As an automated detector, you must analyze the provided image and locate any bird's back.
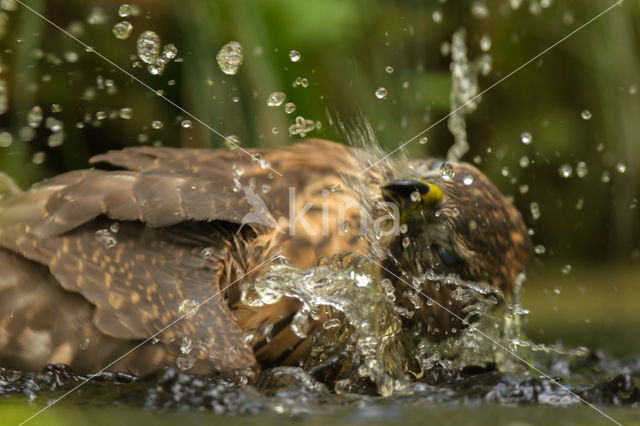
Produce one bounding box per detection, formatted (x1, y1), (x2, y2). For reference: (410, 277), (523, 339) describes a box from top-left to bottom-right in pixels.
(0, 140), (377, 375)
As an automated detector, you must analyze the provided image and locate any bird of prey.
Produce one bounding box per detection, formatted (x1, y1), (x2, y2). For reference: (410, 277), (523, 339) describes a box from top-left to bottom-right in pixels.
(0, 139), (531, 377)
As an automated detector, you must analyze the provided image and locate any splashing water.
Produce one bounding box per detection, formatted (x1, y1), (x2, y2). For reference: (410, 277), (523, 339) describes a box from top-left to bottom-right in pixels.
(446, 29), (487, 163)
(241, 254), (407, 396)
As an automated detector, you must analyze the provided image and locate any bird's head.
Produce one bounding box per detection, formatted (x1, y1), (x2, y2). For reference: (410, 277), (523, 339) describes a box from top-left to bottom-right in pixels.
(382, 161), (532, 295)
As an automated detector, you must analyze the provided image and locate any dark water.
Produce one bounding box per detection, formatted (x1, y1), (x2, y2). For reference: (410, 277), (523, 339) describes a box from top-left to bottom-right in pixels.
(1, 355), (639, 426)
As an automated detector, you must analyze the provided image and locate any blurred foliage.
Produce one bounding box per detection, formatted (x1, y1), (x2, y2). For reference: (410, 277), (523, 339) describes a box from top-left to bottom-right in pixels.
(0, 0), (638, 266)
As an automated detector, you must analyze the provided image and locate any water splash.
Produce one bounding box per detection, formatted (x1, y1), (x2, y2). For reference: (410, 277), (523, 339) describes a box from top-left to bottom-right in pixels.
(241, 254), (407, 396)
(136, 31), (178, 76)
(446, 29), (491, 163)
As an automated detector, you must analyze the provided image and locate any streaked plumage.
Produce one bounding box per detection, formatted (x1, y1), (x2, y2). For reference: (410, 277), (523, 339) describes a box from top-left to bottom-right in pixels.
(0, 139), (531, 376)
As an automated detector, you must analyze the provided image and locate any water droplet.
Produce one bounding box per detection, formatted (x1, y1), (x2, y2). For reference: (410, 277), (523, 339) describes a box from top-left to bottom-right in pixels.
(1, 0), (18, 12)
(402, 236), (411, 248)
(266, 92), (286, 107)
(440, 163), (455, 180)
(0, 132), (12, 148)
(601, 171), (610, 183)
(534, 244), (546, 255)
(529, 202), (541, 221)
(271, 127), (279, 134)
(32, 151), (45, 165)
(558, 163), (573, 178)
(147, 64), (162, 76)
(288, 50), (301, 62)
(616, 163), (627, 174)
(520, 131), (532, 145)
(136, 31), (160, 64)
(178, 299), (200, 319)
(529, 2), (542, 14)
(0, 79), (7, 115)
(216, 41), (244, 75)
(51, 104), (62, 113)
(375, 87), (388, 99)
(419, 136), (428, 145)
(87, 7), (107, 25)
(162, 44), (178, 61)
(200, 247), (213, 259)
(64, 51), (79, 63)
(176, 355), (196, 371)
(561, 264), (572, 275)
(181, 119), (192, 128)
(74, 337), (89, 350)
(112, 21), (132, 39)
(47, 132), (64, 147)
(580, 109), (592, 120)
(284, 102), (296, 114)
(225, 134), (241, 150)
(119, 107), (133, 119)
(519, 155), (530, 168)
(288, 116), (315, 136)
(440, 41), (450, 56)
(95, 229), (117, 249)
(500, 166), (510, 177)
(575, 161), (588, 178)
(432, 10), (442, 23)
(479, 34), (491, 52)
(575, 197), (584, 210)
(151, 120), (163, 129)
(562, 10), (574, 25)
(385, 65), (394, 74)
(410, 191), (421, 202)
(290, 310), (310, 338)
(243, 331), (257, 346)
(118, 3), (139, 17)
(180, 336), (193, 354)
(471, 0), (489, 18)
(19, 127), (35, 141)
(322, 318), (341, 330)
(27, 106), (43, 128)
(462, 174), (474, 185)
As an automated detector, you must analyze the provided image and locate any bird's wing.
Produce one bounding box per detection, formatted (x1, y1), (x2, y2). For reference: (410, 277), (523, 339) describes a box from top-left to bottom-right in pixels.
(0, 139), (360, 239)
(0, 139), (376, 372)
(0, 218), (257, 372)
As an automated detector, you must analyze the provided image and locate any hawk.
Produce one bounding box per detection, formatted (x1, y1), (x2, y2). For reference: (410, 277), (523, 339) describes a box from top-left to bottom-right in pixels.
(0, 139), (531, 377)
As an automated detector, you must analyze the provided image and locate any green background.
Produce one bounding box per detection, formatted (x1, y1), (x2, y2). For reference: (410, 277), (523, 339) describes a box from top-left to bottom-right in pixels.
(0, 1), (639, 424)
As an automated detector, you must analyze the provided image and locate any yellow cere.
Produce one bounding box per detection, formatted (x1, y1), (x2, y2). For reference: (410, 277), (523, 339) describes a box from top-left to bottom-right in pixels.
(421, 182), (444, 207)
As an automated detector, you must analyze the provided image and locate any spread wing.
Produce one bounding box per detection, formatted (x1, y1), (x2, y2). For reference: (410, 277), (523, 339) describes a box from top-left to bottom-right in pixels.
(0, 139), (373, 373)
(0, 217), (258, 372)
(0, 139), (361, 238)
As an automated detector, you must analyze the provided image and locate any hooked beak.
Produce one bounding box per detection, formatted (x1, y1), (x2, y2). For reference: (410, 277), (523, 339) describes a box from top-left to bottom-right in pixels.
(382, 179), (443, 208)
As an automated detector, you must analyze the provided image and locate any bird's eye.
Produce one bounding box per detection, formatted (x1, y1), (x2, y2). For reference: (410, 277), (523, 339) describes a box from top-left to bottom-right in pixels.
(433, 244), (462, 267)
